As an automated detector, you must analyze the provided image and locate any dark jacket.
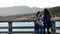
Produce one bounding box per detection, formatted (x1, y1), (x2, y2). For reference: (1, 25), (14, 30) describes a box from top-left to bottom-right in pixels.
(43, 14), (51, 27)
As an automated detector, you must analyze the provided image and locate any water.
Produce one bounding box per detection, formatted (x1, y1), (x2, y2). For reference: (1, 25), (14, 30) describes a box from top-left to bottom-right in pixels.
(55, 21), (60, 33)
(0, 21), (60, 33)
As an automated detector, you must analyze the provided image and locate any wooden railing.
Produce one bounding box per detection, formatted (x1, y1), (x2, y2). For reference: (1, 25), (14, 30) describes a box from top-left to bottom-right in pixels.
(51, 18), (60, 34)
(0, 20), (34, 34)
(0, 19), (60, 34)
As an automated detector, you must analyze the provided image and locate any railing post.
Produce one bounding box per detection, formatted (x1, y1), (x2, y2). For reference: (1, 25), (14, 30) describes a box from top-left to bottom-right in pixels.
(8, 21), (12, 34)
(51, 21), (56, 34)
(34, 21), (37, 34)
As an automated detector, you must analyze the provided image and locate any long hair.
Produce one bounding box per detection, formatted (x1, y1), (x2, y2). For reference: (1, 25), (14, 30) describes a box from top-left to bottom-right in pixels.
(44, 8), (50, 15)
(36, 11), (40, 17)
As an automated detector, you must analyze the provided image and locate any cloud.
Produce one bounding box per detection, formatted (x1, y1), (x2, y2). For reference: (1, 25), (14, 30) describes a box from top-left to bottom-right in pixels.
(0, 0), (60, 8)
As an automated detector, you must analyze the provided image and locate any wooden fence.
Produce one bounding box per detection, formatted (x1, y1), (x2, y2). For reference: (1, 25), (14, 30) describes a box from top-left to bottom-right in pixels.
(0, 19), (60, 34)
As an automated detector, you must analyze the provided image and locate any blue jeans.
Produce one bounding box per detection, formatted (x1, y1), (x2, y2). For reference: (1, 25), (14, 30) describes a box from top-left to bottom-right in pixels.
(37, 25), (42, 34)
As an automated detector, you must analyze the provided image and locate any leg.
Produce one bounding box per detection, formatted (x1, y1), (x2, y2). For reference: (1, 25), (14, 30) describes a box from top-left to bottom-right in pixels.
(47, 27), (50, 34)
(39, 25), (42, 34)
(43, 26), (45, 34)
(37, 25), (42, 34)
(35, 23), (38, 34)
(38, 25), (40, 34)
(35, 28), (38, 34)
(35, 24), (39, 34)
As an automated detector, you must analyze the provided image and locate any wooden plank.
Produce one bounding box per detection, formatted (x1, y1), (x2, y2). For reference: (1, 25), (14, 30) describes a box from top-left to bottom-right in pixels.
(0, 20), (34, 22)
(12, 31), (34, 33)
(56, 27), (60, 29)
(0, 26), (34, 29)
(0, 27), (8, 29)
(13, 26), (34, 29)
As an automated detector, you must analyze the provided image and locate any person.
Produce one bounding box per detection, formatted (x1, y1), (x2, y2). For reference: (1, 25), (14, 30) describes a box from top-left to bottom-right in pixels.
(43, 8), (51, 34)
(35, 11), (44, 34)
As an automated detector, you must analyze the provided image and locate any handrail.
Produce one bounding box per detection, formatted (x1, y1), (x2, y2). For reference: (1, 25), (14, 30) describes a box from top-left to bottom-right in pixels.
(0, 21), (35, 34)
(0, 19), (60, 34)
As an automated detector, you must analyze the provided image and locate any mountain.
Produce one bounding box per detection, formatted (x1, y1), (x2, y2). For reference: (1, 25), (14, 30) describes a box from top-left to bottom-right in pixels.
(0, 6), (43, 16)
(0, 6), (44, 21)
(7, 6), (60, 21)
(0, 6), (60, 21)
(49, 6), (60, 17)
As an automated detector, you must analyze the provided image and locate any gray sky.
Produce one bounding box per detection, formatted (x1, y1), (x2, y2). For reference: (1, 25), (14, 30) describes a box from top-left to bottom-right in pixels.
(0, 0), (60, 8)
(0, 0), (60, 16)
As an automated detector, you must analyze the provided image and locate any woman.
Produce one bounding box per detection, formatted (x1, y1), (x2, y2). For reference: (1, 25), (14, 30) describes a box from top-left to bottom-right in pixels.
(35, 11), (44, 34)
(43, 8), (51, 34)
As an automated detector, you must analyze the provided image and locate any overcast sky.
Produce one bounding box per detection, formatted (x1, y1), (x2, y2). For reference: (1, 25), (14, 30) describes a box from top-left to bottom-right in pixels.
(0, 0), (60, 16)
(0, 0), (60, 8)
